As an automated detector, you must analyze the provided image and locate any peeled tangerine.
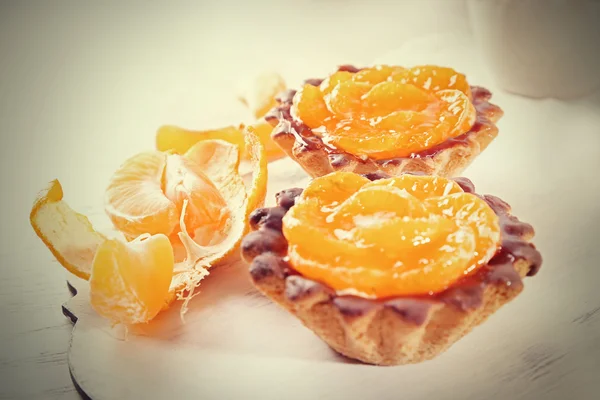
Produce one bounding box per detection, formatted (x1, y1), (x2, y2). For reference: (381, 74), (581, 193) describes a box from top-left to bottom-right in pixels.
(282, 172), (501, 298)
(30, 131), (267, 324)
(291, 65), (476, 160)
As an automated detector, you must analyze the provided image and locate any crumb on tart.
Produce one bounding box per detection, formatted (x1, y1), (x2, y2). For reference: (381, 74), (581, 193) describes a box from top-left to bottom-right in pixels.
(266, 65), (503, 178)
(241, 171), (541, 366)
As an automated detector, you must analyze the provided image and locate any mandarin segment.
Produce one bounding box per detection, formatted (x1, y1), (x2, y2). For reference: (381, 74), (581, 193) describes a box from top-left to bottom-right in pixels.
(284, 200), (380, 269)
(319, 71), (353, 94)
(352, 215), (458, 260)
(283, 172), (501, 298)
(105, 151), (179, 239)
(392, 65), (472, 98)
(325, 80), (371, 116)
(351, 65), (404, 84)
(425, 192), (501, 273)
(436, 89), (477, 135)
(299, 171), (370, 206)
(292, 84), (332, 127)
(361, 81), (433, 114)
(365, 174), (464, 200)
(90, 234), (174, 324)
(328, 186), (428, 229)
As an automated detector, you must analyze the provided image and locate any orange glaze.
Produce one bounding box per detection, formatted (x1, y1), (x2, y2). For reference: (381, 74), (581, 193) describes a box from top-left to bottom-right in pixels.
(282, 172), (501, 298)
(291, 65), (476, 160)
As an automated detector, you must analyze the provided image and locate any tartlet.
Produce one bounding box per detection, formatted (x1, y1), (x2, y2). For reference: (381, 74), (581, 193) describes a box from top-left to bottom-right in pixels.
(241, 171), (541, 366)
(266, 65), (503, 178)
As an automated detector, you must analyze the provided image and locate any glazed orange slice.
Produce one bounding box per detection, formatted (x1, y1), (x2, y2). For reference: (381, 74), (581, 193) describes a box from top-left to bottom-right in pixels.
(291, 65), (476, 160)
(282, 172), (501, 298)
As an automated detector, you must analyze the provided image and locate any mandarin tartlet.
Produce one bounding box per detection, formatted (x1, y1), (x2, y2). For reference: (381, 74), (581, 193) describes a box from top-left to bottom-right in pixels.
(241, 172), (541, 366)
(266, 65), (503, 178)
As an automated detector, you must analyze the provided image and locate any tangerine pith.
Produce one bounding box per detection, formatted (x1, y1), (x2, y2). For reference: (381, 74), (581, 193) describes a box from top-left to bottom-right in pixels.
(282, 172), (501, 298)
(291, 65), (476, 160)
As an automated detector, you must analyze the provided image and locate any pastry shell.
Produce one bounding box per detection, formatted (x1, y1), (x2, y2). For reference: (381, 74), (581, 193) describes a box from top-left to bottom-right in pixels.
(241, 174), (541, 366)
(266, 68), (503, 178)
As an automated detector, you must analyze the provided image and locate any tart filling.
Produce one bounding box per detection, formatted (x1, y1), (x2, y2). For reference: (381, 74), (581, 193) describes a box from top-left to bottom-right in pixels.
(242, 172), (541, 307)
(291, 65), (475, 160)
(266, 65), (503, 175)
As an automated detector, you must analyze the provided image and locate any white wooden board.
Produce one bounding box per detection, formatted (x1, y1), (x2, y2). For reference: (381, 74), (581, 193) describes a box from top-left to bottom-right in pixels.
(62, 35), (600, 400)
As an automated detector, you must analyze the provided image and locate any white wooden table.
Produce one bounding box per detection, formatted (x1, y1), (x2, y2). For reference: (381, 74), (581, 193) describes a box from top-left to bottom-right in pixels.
(2, 1), (599, 399)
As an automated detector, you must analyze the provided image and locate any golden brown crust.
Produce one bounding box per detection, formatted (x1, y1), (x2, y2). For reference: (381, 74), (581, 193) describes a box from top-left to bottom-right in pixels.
(268, 78), (503, 178)
(241, 176), (542, 366)
(250, 258), (530, 365)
